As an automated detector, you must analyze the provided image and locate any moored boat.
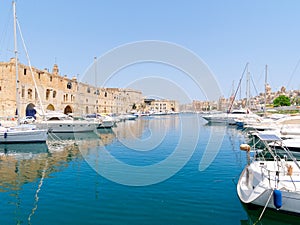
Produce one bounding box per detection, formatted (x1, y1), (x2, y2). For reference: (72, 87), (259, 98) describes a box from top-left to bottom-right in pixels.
(237, 133), (300, 216)
(36, 111), (96, 133)
(0, 1), (48, 144)
(202, 109), (260, 125)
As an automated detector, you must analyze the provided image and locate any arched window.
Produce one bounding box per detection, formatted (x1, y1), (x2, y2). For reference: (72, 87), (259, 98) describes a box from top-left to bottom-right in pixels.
(53, 90), (57, 98)
(67, 82), (72, 89)
(87, 87), (91, 93)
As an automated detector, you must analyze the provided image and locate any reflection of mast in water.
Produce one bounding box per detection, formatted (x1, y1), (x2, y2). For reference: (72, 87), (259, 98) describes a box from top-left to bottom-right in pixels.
(14, 160), (22, 225)
(226, 126), (245, 168)
(28, 159), (49, 224)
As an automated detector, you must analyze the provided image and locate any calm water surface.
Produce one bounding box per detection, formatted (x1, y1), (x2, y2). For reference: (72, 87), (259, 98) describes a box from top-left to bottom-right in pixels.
(0, 114), (299, 225)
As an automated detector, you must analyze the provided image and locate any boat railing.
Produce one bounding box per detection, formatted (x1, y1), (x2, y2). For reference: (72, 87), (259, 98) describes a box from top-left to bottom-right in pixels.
(259, 164), (300, 192)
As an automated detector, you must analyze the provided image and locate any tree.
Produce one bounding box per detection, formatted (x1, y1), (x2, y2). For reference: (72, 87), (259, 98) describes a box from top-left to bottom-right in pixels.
(273, 95), (291, 107)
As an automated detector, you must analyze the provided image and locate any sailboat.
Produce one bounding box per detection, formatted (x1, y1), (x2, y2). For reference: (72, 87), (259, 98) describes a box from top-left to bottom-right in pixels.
(0, 1), (48, 144)
(237, 133), (300, 217)
(202, 63), (260, 125)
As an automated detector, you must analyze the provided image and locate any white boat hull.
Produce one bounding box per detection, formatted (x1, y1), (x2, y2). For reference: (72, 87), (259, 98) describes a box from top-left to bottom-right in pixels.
(202, 112), (259, 125)
(237, 161), (300, 214)
(37, 121), (96, 133)
(98, 120), (114, 128)
(0, 128), (48, 143)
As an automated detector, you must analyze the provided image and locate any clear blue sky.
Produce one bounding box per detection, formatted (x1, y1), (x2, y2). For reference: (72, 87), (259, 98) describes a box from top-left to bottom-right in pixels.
(1, 0), (300, 103)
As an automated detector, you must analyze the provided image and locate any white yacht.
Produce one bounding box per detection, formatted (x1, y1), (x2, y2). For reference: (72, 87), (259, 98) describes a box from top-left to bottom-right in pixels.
(202, 109), (260, 125)
(237, 133), (300, 215)
(244, 115), (300, 133)
(36, 112), (96, 133)
(0, 125), (48, 143)
(84, 114), (115, 128)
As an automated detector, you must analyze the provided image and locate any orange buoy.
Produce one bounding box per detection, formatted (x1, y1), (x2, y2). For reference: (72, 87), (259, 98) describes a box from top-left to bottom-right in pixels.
(240, 144), (251, 151)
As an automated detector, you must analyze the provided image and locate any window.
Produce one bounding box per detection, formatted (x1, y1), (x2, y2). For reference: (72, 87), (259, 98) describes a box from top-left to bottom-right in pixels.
(50, 76), (52, 82)
(104, 92), (107, 97)
(38, 73), (41, 79)
(0, 86), (1, 91)
(67, 82), (72, 89)
(24, 68), (27, 75)
(21, 86), (25, 97)
(46, 89), (50, 100)
(28, 89), (33, 99)
(87, 87), (90, 93)
(53, 90), (56, 98)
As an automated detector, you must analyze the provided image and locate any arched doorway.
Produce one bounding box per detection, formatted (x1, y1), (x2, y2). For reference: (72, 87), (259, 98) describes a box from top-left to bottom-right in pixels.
(25, 103), (36, 118)
(64, 105), (73, 114)
(46, 104), (55, 111)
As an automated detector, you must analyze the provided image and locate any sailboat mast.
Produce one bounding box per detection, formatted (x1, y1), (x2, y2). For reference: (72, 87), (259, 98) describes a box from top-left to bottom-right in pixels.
(264, 64), (268, 116)
(246, 66), (250, 108)
(13, 1), (20, 124)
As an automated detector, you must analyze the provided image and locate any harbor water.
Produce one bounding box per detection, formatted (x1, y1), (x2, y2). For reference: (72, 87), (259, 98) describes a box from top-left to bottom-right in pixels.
(0, 114), (299, 225)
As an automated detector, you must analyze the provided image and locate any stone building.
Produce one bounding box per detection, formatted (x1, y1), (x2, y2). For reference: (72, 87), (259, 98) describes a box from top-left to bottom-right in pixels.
(144, 99), (179, 113)
(0, 58), (143, 118)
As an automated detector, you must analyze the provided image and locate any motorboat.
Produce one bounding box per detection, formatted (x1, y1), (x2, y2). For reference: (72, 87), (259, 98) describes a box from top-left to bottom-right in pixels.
(202, 109), (260, 125)
(237, 133), (300, 215)
(118, 114), (137, 121)
(36, 111), (96, 133)
(0, 125), (48, 143)
(84, 114), (115, 128)
(99, 115), (115, 128)
(243, 115), (300, 132)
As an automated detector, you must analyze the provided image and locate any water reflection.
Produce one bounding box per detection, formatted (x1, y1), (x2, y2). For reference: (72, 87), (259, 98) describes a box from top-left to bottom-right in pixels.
(0, 129), (119, 193)
(240, 203), (300, 225)
(113, 116), (180, 140)
(0, 143), (76, 193)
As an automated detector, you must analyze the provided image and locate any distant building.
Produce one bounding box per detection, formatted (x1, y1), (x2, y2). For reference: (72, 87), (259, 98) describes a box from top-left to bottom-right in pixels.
(144, 99), (179, 113)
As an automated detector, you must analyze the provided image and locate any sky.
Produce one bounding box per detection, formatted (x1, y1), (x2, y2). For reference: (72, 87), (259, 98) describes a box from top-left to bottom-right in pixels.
(1, 0), (300, 103)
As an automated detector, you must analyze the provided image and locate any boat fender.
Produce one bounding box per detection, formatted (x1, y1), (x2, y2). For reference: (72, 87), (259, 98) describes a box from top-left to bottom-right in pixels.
(273, 189), (282, 209)
(4, 132), (7, 139)
(240, 144), (250, 151)
(287, 165), (293, 176)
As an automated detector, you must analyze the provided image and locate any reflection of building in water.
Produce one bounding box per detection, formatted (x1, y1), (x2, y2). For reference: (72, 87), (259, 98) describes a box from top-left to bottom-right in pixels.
(0, 144), (76, 192)
(96, 129), (116, 146)
(113, 116), (180, 140)
(0, 130), (117, 192)
(0, 137), (106, 192)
